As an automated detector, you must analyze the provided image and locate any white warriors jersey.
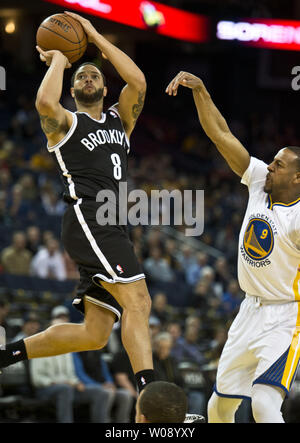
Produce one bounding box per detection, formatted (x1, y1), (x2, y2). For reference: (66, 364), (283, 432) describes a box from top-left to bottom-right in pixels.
(238, 156), (300, 303)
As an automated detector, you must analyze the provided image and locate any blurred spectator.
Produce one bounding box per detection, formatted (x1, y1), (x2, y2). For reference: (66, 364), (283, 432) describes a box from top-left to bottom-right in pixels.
(0, 190), (10, 226)
(51, 305), (70, 321)
(26, 225), (42, 255)
(219, 279), (243, 318)
(214, 256), (233, 293)
(171, 325), (206, 367)
(185, 315), (201, 331)
(167, 321), (183, 347)
(191, 278), (212, 312)
(1, 231), (32, 275)
(0, 298), (15, 342)
(12, 312), (41, 341)
(18, 173), (38, 202)
(143, 247), (175, 283)
(152, 332), (184, 388)
(149, 315), (161, 341)
(205, 325), (228, 365)
(176, 245), (197, 270)
(0, 168), (12, 193)
(74, 350), (133, 423)
(41, 188), (65, 216)
(110, 348), (138, 404)
(7, 184), (33, 221)
(163, 238), (181, 271)
(151, 292), (175, 324)
(30, 316), (110, 423)
(31, 237), (67, 280)
(185, 251), (208, 286)
(63, 250), (80, 280)
(42, 230), (55, 246)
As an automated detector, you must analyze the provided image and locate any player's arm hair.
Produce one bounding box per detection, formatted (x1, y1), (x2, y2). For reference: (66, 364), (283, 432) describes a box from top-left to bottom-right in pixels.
(192, 86), (250, 177)
(35, 53), (72, 143)
(92, 34), (147, 138)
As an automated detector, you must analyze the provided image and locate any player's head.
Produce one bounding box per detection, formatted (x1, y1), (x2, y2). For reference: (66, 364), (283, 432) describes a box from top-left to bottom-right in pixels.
(135, 381), (188, 423)
(70, 62), (107, 106)
(264, 146), (300, 195)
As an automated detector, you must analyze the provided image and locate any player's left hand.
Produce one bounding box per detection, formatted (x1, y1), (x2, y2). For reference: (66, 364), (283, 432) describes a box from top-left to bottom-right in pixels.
(165, 71), (204, 96)
(36, 46), (72, 69)
(64, 11), (99, 43)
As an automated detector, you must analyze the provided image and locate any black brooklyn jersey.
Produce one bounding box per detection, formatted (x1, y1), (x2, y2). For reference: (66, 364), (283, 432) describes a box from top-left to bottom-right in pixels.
(47, 106), (130, 201)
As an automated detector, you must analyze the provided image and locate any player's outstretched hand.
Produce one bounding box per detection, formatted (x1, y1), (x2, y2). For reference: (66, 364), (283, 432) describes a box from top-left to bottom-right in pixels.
(165, 71), (204, 96)
(36, 46), (71, 69)
(64, 11), (99, 44)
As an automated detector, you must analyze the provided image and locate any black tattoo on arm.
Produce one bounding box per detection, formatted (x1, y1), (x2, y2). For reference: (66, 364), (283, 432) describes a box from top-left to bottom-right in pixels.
(132, 90), (146, 125)
(39, 114), (60, 134)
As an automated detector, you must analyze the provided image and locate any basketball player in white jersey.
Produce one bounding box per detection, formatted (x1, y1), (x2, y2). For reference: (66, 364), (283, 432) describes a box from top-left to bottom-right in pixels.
(166, 72), (300, 423)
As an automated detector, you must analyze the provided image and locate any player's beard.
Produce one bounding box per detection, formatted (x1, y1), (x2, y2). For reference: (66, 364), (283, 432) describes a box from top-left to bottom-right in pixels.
(74, 86), (104, 105)
(264, 174), (272, 194)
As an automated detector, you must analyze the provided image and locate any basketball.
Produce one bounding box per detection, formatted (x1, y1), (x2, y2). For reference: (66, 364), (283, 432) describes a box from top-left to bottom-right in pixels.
(36, 13), (88, 63)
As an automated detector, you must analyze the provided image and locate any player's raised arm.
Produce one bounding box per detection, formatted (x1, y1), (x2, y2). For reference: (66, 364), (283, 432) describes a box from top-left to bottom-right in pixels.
(35, 47), (73, 146)
(64, 11), (146, 139)
(166, 71), (250, 177)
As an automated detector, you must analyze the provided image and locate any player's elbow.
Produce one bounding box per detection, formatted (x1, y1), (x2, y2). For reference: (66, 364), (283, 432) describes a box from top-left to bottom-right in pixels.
(35, 96), (56, 114)
(134, 72), (147, 92)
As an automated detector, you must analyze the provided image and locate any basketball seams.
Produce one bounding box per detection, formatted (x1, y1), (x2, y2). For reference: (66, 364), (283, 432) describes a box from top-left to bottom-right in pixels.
(58, 14), (85, 61)
(56, 14), (86, 45)
(39, 24), (84, 45)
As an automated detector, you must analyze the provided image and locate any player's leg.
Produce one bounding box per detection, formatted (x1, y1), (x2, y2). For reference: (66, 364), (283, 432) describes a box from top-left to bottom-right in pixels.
(207, 392), (242, 423)
(251, 384), (285, 423)
(100, 279), (153, 386)
(0, 299), (115, 368)
(26, 299), (115, 357)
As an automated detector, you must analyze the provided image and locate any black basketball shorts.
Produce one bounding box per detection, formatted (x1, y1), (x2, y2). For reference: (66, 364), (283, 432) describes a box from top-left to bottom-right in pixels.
(61, 198), (145, 322)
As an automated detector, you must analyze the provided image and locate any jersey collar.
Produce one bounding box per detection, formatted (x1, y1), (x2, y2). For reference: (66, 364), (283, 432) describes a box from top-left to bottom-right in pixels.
(75, 111), (106, 123)
(267, 194), (300, 210)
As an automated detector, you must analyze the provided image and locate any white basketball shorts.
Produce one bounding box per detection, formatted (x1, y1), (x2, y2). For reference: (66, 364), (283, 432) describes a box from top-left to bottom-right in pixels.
(214, 295), (300, 399)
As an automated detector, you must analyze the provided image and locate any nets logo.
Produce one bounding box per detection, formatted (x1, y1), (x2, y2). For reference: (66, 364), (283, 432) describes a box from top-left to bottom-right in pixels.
(0, 66), (6, 91)
(243, 218), (274, 261)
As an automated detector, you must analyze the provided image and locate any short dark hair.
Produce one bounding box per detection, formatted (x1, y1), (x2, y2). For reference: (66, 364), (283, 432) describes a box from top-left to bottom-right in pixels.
(286, 146), (300, 172)
(71, 62), (106, 87)
(139, 381), (188, 423)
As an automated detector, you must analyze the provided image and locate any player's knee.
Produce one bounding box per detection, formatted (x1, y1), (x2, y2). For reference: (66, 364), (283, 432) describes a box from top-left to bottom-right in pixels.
(83, 321), (111, 350)
(84, 332), (109, 351)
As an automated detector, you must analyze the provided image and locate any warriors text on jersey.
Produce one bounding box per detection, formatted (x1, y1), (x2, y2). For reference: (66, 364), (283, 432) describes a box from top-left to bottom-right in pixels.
(238, 157), (300, 303)
(47, 106), (130, 202)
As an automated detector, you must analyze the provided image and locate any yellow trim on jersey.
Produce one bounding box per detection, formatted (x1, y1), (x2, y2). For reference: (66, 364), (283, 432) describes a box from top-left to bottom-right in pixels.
(293, 266), (300, 302)
(281, 302), (300, 391)
(268, 195), (300, 210)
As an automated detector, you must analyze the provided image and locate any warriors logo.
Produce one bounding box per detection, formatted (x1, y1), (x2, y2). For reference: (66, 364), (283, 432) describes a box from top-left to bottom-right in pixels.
(243, 218), (274, 261)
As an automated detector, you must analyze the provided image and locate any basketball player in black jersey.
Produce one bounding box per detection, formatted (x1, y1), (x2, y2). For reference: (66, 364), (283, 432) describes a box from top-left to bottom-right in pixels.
(0, 11), (154, 393)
